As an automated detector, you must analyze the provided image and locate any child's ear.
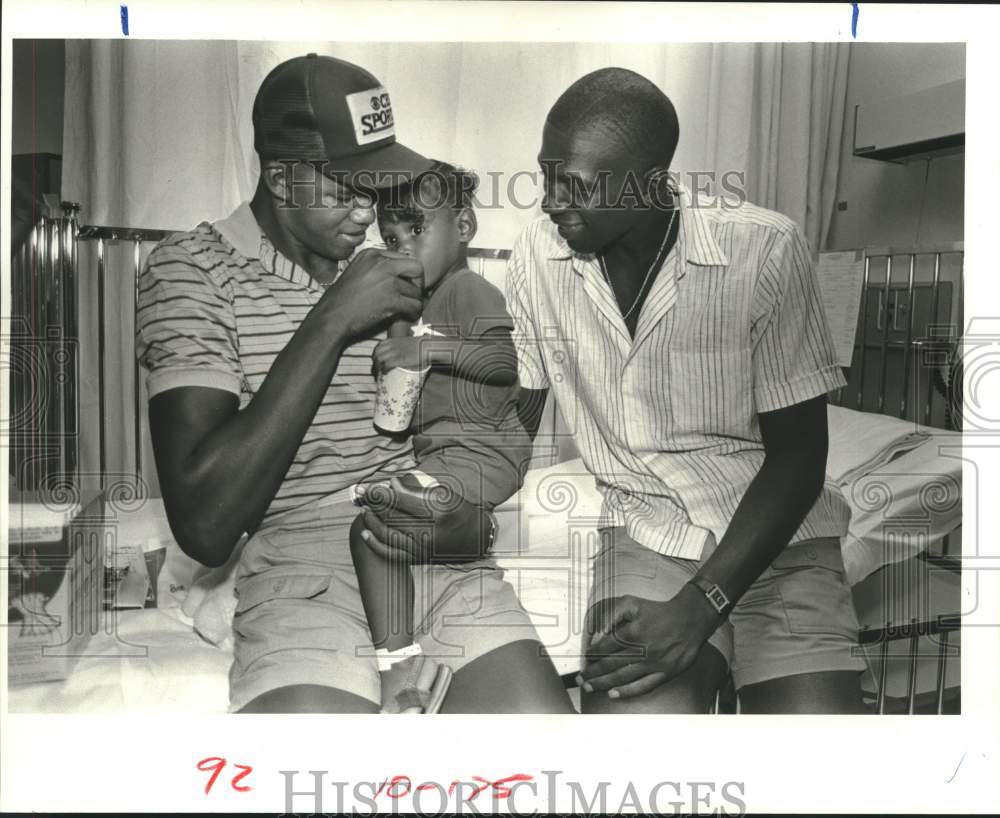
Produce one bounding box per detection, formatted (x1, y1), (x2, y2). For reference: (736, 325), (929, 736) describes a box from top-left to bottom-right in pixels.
(260, 160), (293, 203)
(456, 207), (477, 244)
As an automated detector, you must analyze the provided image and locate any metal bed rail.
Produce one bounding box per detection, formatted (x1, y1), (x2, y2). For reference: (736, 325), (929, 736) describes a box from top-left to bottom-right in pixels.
(75, 225), (181, 497)
(830, 244), (964, 430)
(859, 615), (961, 715)
(8, 203), (81, 494)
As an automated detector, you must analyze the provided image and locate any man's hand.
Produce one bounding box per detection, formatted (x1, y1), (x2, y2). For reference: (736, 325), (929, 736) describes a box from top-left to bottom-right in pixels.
(372, 336), (427, 373)
(322, 248), (425, 341)
(356, 475), (492, 565)
(580, 585), (721, 699)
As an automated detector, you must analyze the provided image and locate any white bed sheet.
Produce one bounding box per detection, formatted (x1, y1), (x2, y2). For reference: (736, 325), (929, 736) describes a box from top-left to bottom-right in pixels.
(8, 414), (962, 710)
(7, 607), (231, 713)
(839, 431), (962, 584)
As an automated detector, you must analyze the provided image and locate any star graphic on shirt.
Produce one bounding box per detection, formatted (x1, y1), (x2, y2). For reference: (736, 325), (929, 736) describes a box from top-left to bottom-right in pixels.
(411, 317), (436, 337)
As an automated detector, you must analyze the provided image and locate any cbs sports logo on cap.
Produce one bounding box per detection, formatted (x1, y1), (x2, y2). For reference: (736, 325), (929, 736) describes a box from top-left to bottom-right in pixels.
(345, 86), (395, 145)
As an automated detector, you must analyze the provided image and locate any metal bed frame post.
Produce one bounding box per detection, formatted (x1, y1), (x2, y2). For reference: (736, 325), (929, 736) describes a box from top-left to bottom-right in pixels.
(96, 237), (107, 494)
(19, 222), (31, 489)
(876, 255), (893, 415)
(935, 631), (950, 715)
(8, 207), (81, 495)
(925, 253), (943, 428)
(12, 241), (23, 487)
(855, 254), (872, 410)
(17, 225), (31, 489)
(62, 202), (81, 486)
(76, 224), (179, 493)
(132, 238), (143, 495)
(876, 637), (889, 714)
(30, 220), (45, 490)
(905, 619), (920, 714)
(44, 215), (59, 483)
(898, 254), (917, 419)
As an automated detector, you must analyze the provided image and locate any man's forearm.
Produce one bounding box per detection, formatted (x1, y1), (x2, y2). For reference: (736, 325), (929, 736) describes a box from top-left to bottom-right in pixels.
(693, 450), (826, 606)
(159, 305), (353, 561)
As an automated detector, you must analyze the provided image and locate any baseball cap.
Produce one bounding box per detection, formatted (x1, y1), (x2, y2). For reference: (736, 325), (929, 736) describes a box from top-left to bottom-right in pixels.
(253, 53), (432, 189)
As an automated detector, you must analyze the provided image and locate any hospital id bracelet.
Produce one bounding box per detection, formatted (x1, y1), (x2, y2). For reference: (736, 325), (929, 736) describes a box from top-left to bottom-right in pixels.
(688, 575), (733, 617)
(375, 643), (423, 672)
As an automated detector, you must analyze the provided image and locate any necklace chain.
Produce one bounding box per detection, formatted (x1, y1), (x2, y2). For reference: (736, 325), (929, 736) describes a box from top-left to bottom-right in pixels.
(598, 206), (678, 322)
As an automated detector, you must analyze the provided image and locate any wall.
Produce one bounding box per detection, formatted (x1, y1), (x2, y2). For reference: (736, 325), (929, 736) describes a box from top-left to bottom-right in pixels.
(12, 39), (65, 157)
(826, 43), (965, 251)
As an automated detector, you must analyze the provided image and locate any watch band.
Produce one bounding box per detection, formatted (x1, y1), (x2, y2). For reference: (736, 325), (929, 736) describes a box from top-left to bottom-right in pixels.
(688, 575), (733, 616)
(484, 511), (498, 553)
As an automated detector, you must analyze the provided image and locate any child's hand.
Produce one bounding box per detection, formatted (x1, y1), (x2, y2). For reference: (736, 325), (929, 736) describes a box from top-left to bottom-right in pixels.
(372, 336), (428, 373)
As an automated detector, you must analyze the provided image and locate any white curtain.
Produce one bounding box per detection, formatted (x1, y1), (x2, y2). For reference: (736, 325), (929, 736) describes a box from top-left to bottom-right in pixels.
(749, 42), (852, 253)
(63, 40), (850, 491)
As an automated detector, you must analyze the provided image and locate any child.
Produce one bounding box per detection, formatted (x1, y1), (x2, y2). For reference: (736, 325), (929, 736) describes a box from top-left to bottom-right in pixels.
(349, 162), (533, 712)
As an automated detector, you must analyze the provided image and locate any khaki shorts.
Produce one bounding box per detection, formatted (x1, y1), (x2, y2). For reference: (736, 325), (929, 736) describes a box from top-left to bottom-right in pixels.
(589, 529), (867, 689)
(228, 498), (542, 712)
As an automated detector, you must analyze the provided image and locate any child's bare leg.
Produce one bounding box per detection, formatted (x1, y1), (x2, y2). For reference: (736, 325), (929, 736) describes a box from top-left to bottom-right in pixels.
(349, 514), (414, 653)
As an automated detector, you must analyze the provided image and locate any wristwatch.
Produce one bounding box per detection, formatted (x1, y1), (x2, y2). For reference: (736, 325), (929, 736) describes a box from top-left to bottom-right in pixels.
(688, 575), (733, 617)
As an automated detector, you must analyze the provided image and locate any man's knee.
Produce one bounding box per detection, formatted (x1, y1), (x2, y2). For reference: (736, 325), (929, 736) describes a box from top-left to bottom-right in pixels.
(738, 670), (868, 714)
(444, 640), (576, 714)
(237, 683), (379, 714)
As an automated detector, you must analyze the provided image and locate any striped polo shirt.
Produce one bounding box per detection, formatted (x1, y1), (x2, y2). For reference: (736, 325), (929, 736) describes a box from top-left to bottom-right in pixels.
(506, 185), (851, 561)
(136, 202), (416, 523)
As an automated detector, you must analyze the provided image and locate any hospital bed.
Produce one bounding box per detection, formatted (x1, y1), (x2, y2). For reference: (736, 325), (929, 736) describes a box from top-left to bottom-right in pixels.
(6, 207), (963, 714)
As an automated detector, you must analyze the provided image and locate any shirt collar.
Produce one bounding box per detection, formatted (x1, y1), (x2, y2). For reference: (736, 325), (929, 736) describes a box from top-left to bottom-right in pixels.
(547, 182), (730, 273)
(213, 201), (324, 292)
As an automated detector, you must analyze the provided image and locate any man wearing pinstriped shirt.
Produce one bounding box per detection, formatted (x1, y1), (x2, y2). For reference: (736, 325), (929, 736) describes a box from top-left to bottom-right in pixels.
(508, 67), (869, 713)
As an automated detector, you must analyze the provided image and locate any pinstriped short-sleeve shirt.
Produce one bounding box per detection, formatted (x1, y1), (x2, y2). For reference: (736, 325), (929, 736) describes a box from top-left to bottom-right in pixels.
(506, 186), (851, 561)
(136, 201), (416, 522)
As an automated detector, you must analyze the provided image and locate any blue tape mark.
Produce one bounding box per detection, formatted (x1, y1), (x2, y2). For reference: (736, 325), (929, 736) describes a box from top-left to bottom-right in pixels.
(121, 5), (129, 36)
(851, 3), (859, 38)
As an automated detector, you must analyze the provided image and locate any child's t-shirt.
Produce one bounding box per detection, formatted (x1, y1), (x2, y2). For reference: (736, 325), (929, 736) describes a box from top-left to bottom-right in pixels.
(409, 268), (532, 509)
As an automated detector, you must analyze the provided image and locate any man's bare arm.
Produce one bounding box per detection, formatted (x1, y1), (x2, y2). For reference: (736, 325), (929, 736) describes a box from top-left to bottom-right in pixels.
(148, 250), (423, 567)
(691, 394), (831, 607)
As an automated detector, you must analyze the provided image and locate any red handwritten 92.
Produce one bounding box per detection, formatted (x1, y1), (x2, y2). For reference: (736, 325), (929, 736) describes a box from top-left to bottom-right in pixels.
(197, 757), (254, 795)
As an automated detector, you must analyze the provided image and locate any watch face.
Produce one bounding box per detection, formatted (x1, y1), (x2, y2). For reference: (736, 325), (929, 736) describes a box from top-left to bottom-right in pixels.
(706, 586), (730, 612)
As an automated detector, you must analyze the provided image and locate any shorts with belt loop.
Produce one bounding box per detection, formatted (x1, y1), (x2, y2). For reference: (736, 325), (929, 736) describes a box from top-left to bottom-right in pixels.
(588, 528), (868, 689)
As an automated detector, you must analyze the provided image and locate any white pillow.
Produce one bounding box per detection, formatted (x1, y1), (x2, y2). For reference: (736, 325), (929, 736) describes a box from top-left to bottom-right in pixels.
(826, 404), (932, 486)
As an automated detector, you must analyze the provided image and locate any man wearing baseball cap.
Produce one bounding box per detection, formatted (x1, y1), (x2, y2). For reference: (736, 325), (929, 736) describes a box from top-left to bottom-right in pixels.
(137, 54), (572, 714)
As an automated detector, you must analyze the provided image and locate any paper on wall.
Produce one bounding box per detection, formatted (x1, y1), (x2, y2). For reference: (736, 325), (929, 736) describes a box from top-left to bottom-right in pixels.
(816, 249), (867, 367)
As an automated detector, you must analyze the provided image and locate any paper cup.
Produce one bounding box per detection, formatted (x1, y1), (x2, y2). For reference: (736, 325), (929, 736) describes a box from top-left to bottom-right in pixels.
(373, 365), (431, 432)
